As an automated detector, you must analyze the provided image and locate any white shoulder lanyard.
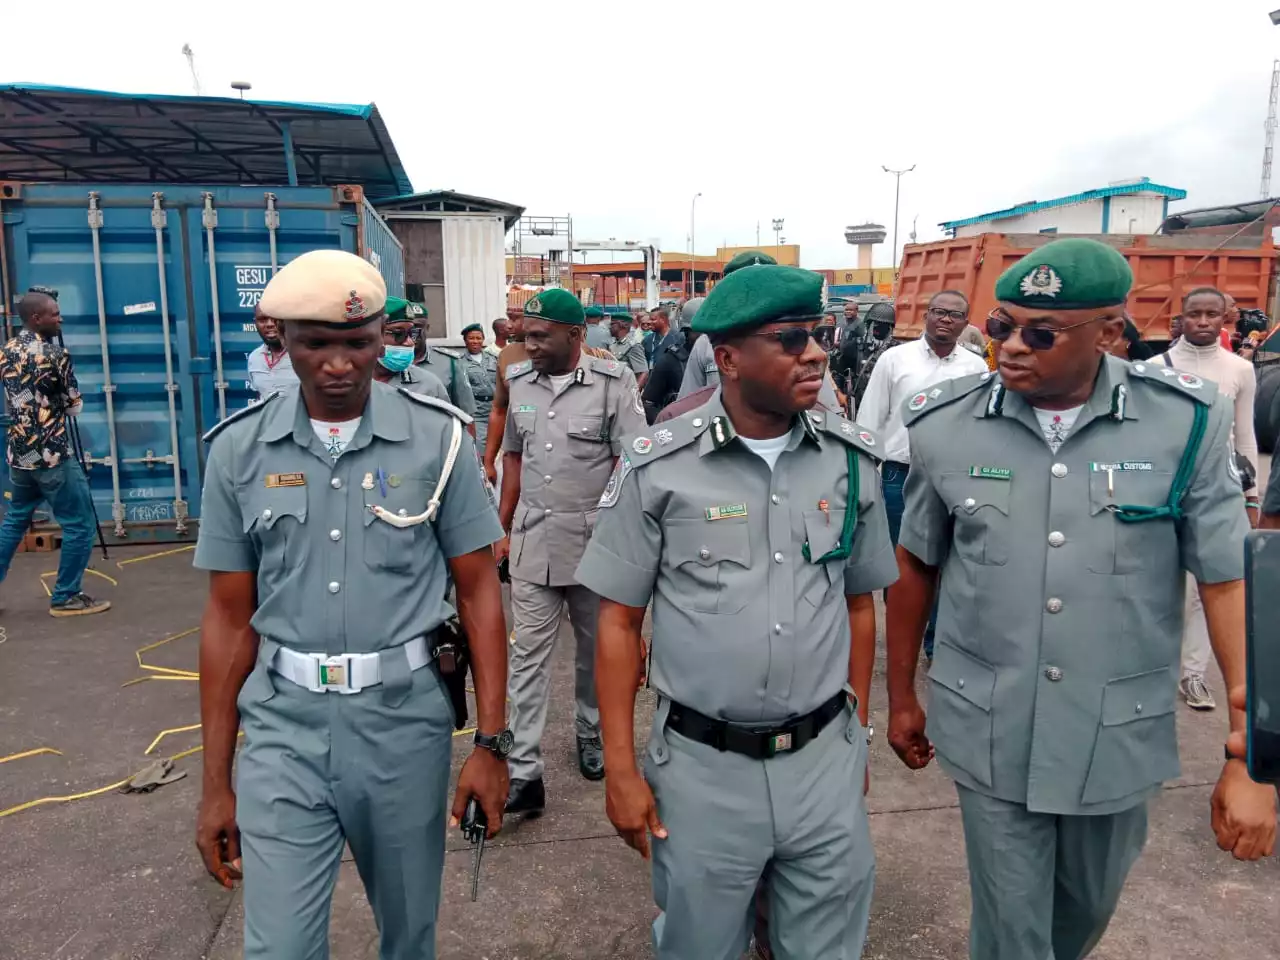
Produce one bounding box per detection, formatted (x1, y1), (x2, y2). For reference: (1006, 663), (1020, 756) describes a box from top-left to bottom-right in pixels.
(368, 416), (463, 527)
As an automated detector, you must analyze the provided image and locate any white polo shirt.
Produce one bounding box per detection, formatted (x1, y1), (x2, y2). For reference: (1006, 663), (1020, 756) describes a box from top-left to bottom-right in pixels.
(854, 337), (988, 463)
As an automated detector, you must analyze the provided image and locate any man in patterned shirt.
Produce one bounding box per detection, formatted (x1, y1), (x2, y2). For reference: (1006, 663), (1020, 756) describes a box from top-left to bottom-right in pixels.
(0, 292), (108, 616)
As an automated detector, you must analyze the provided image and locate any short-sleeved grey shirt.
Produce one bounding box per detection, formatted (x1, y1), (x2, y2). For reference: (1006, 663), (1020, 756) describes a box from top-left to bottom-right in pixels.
(418, 347), (477, 417)
(194, 383), (501, 653)
(576, 390), (898, 723)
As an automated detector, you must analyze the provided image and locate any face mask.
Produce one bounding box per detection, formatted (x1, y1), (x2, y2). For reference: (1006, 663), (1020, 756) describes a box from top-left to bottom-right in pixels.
(378, 345), (415, 373)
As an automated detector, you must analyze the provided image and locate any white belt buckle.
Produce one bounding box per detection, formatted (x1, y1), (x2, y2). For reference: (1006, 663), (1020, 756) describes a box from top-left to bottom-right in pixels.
(309, 653), (356, 694)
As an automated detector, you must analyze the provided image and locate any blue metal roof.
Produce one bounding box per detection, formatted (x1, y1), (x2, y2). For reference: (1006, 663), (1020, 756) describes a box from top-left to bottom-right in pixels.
(939, 179), (1187, 231)
(0, 83), (412, 198)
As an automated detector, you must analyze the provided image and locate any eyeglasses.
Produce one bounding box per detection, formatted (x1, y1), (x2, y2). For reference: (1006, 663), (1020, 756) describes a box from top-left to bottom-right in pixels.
(745, 326), (820, 356)
(386, 326), (423, 344)
(985, 311), (1104, 351)
(926, 307), (968, 322)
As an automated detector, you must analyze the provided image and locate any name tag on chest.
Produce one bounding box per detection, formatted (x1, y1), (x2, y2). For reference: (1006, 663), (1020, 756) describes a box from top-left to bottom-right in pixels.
(265, 473), (306, 488)
(705, 503), (748, 521)
(1090, 461), (1153, 472)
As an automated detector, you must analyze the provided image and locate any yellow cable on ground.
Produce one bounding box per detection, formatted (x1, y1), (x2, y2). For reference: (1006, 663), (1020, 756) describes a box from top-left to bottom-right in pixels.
(452, 727), (477, 738)
(0, 779), (130, 819)
(0, 747), (63, 765)
(144, 724), (202, 755)
(121, 675), (199, 688)
(40, 568), (118, 588)
(115, 544), (195, 568)
(130, 627), (201, 684)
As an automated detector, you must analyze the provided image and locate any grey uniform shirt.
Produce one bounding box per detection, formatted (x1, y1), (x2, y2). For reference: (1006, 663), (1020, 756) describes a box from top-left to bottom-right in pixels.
(390, 364), (450, 401)
(901, 355), (1248, 816)
(680, 333), (843, 410)
(461, 350), (499, 427)
(576, 390), (898, 723)
(609, 336), (649, 377)
(418, 347), (477, 418)
(194, 383), (501, 652)
(503, 351), (647, 586)
(585, 322), (613, 350)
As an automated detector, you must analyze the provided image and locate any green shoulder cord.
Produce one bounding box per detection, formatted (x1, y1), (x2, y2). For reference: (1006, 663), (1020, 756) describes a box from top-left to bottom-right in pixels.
(804, 446), (860, 562)
(1112, 403), (1208, 523)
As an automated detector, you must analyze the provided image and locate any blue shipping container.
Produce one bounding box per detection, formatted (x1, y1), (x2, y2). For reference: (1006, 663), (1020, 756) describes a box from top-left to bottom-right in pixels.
(0, 181), (405, 537)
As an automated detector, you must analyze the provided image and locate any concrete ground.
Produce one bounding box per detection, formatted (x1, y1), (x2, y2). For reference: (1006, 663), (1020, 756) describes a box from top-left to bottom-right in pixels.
(1, 546), (1277, 960)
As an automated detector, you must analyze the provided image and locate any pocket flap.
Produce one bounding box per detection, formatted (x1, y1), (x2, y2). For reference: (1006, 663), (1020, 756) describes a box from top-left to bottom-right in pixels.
(567, 414), (604, 441)
(803, 509), (846, 562)
(664, 517), (751, 568)
(243, 489), (307, 533)
(1087, 469), (1173, 516)
(940, 472), (1010, 517)
(1100, 668), (1175, 726)
(929, 641), (996, 712)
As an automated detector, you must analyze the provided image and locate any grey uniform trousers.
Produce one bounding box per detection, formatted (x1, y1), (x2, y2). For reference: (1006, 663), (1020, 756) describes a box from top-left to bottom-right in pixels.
(236, 652), (455, 960)
(644, 697), (874, 960)
(507, 578), (601, 780)
(956, 785), (1150, 960)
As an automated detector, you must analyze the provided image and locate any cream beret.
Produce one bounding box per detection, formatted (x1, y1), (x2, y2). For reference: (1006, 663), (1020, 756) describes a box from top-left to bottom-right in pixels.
(259, 249), (387, 325)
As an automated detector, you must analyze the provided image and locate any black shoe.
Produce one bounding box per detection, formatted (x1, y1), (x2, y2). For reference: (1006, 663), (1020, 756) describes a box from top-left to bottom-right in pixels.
(578, 736), (605, 781)
(505, 777), (545, 815)
(49, 593), (111, 618)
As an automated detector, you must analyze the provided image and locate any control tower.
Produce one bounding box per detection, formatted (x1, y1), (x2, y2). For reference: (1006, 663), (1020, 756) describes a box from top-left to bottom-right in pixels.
(844, 223), (887, 270)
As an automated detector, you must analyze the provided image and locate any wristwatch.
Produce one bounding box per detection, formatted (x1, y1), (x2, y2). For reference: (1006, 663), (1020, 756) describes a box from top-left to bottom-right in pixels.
(474, 728), (515, 759)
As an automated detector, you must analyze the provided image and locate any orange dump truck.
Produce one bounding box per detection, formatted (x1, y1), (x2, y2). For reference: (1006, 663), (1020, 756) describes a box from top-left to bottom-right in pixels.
(893, 232), (1277, 343)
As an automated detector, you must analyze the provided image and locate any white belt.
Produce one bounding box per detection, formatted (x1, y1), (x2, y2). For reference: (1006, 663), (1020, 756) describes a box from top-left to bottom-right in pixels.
(270, 635), (431, 694)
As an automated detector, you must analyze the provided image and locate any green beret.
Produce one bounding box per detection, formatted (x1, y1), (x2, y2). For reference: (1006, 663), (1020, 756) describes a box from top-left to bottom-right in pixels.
(722, 250), (778, 276)
(692, 264), (823, 335)
(584, 305), (606, 319)
(995, 238), (1133, 311)
(461, 322), (484, 337)
(384, 296), (427, 321)
(524, 288), (585, 326)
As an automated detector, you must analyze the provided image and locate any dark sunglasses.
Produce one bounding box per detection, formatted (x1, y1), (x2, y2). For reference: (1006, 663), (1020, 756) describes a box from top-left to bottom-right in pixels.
(926, 307), (968, 322)
(386, 326), (423, 344)
(745, 324), (821, 356)
(985, 311), (1103, 351)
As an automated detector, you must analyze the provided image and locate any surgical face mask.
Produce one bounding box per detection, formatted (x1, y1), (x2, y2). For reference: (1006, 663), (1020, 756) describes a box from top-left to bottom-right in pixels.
(378, 344), (415, 373)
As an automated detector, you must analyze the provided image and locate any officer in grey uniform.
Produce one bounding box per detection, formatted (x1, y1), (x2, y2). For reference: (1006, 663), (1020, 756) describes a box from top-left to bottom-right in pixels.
(679, 251), (775, 401)
(608, 314), (649, 382)
(584, 304), (614, 350)
(460, 322), (499, 452)
(193, 249), (512, 960)
(579, 264), (897, 960)
(388, 296), (479, 419)
(886, 238), (1277, 960)
(496, 287), (647, 813)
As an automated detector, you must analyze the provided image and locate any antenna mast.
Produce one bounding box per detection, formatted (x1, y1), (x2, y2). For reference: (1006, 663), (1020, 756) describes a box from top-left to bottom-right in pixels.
(1263, 59), (1279, 198)
(182, 44), (202, 96)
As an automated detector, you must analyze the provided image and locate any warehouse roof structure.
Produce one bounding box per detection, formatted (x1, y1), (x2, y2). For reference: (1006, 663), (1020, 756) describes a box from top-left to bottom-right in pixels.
(940, 178), (1187, 232)
(0, 83), (412, 198)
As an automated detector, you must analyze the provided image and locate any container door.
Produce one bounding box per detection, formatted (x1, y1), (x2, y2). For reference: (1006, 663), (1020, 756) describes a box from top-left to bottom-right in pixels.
(360, 199), (405, 299)
(441, 216), (506, 342)
(3, 185), (203, 536)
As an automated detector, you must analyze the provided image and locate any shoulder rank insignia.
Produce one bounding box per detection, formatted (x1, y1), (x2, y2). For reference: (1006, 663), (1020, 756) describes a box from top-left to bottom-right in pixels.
(202, 392), (280, 443)
(902, 371), (993, 426)
(599, 454), (633, 508)
(823, 415), (882, 459)
(1126, 361), (1214, 406)
(506, 360), (535, 380)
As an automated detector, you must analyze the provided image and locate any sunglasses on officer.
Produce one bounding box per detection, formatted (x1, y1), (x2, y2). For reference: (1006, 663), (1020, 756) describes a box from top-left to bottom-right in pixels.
(985, 309), (1105, 351)
(743, 321), (824, 356)
(384, 325), (423, 345)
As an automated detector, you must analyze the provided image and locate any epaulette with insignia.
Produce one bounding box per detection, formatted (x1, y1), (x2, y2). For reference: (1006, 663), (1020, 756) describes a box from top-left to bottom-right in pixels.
(590, 355), (625, 377)
(1126, 360), (1215, 406)
(202, 392), (280, 443)
(399, 389), (475, 425)
(817, 412), (883, 460)
(623, 416), (700, 466)
(506, 360), (535, 380)
(434, 346), (463, 360)
(902, 371), (994, 426)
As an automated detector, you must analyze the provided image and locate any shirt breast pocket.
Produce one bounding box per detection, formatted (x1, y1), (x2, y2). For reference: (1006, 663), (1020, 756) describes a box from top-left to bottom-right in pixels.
(567, 414), (607, 459)
(664, 518), (752, 614)
(939, 472), (1010, 566)
(801, 508), (847, 608)
(1087, 470), (1174, 575)
(363, 479), (432, 572)
(243, 488), (308, 568)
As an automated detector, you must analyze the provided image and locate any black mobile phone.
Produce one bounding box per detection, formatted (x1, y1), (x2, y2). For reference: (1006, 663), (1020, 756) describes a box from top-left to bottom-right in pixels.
(1243, 530), (1280, 785)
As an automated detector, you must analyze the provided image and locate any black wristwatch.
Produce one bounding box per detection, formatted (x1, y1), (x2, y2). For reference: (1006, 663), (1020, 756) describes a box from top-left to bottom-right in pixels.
(474, 728), (515, 759)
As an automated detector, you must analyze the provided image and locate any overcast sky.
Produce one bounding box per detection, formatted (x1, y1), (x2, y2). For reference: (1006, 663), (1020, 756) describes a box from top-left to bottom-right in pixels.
(6, 2), (1280, 269)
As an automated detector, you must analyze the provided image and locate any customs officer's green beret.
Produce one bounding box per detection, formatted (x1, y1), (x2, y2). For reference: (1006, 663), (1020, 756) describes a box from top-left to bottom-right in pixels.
(995, 238), (1133, 310)
(691, 264), (823, 335)
(584, 305), (606, 319)
(722, 250), (778, 275)
(384, 296), (427, 321)
(523, 288), (585, 326)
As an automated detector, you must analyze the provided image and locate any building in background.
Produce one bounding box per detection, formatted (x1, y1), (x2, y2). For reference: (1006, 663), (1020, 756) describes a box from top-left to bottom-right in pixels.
(939, 178), (1187, 239)
(716, 244), (800, 267)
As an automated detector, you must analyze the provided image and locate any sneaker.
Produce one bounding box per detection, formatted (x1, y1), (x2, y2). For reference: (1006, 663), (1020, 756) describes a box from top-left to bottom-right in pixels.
(49, 593), (111, 618)
(1179, 674), (1216, 711)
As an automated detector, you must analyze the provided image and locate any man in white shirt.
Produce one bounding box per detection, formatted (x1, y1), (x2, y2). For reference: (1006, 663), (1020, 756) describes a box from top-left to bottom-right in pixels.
(855, 290), (988, 658)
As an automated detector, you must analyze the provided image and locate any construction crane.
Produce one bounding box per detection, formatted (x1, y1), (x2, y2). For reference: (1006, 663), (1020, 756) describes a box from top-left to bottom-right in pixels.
(182, 44), (202, 96)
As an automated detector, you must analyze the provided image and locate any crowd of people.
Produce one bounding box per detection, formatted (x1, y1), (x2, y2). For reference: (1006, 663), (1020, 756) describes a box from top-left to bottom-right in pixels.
(1, 238), (1277, 960)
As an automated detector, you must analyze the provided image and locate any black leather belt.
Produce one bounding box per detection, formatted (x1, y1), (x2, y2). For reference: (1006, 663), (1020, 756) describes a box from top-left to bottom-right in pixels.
(666, 691), (850, 760)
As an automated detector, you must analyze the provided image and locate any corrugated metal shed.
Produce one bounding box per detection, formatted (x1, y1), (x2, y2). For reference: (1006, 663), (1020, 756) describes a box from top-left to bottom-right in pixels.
(374, 190), (525, 230)
(940, 179), (1187, 232)
(0, 83), (412, 198)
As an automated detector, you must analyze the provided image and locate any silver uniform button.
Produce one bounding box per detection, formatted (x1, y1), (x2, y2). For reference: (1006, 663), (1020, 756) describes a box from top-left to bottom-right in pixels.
(957, 678), (966, 689)
(262, 508), (273, 521)
(545, 442), (553, 451)
(1044, 666), (1064, 682)
(692, 418), (703, 428)
(330, 477), (342, 489)
(963, 497), (976, 509)
(544, 508), (553, 516)
(698, 547), (711, 560)
(771, 494), (781, 505)
(774, 623), (782, 634)
(327, 581), (340, 594)
(1133, 363), (1146, 373)
(544, 475), (552, 483)
(329, 529), (341, 541)
(811, 414), (823, 424)
(547, 410), (556, 419)
(1048, 531), (1065, 547)
(1134, 702), (1143, 714)
(1046, 597), (1063, 614)
(773, 551), (784, 563)
(1051, 463), (1068, 478)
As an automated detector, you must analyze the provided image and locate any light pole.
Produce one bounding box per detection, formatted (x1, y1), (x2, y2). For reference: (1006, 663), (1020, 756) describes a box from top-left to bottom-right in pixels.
(882, 165), (916, 267)
(690, 192), (702, 296)
(771, 218), (784, 256)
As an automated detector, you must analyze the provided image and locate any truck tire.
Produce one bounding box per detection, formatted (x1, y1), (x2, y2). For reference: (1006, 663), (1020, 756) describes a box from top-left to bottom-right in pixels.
(1255, 365), (1280, 454)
